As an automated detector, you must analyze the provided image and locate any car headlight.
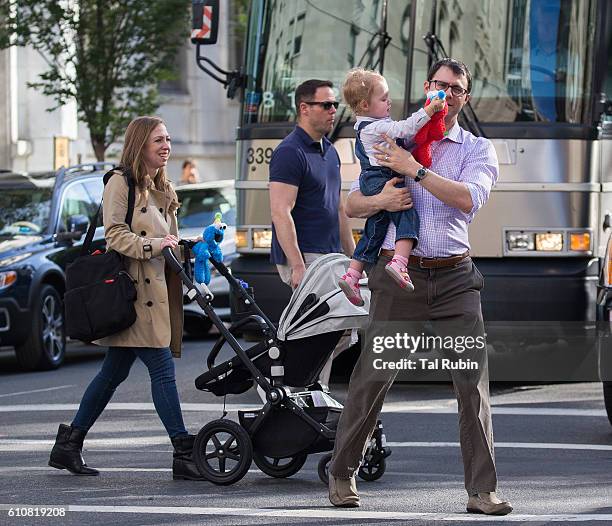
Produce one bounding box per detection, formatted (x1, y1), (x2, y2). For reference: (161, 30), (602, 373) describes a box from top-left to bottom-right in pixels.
(0, 271), (17, 290)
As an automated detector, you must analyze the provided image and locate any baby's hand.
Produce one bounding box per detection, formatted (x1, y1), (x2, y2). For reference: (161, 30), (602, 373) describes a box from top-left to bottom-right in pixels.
(425, 97), (446, 116)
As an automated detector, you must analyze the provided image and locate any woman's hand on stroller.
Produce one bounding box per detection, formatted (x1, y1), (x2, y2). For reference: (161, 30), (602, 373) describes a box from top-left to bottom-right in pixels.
(178, 238), (201, 248)
(160, 234), (179, 249)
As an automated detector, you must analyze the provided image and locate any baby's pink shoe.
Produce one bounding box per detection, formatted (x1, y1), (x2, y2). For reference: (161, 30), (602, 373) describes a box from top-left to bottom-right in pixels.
(385, 257), (415, 292)
(339, 271), (364, 306)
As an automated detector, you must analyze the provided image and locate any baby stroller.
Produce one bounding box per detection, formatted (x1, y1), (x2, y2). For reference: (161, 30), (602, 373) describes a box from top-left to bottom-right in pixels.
(164, 244), (391, 485)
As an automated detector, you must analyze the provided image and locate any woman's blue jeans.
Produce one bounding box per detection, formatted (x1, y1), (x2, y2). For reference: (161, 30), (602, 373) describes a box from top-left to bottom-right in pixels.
(72, 347), (188, 439)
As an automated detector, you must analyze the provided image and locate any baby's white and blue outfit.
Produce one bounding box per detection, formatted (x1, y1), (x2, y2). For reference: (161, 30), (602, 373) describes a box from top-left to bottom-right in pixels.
(352, 108), (430, 264)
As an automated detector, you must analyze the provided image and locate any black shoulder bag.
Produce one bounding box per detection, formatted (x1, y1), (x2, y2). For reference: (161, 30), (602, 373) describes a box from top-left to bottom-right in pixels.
(64, 168), (138, 342)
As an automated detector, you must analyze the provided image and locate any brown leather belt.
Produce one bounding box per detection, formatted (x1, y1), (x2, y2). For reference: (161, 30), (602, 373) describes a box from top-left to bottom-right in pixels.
(379, 249), (469, 269)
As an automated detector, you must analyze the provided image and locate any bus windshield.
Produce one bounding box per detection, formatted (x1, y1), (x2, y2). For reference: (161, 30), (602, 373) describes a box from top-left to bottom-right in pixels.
(242, 0), (596, 126)
(242, 0), (412, 125)
(409, 0), (596, 124)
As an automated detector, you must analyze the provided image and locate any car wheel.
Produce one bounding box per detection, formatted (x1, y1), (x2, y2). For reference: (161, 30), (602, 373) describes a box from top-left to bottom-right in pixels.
(15, 284), (66, 370)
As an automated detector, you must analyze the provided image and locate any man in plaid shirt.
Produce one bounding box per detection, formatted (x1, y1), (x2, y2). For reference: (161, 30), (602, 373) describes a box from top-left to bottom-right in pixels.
(328, 59), (512, 516)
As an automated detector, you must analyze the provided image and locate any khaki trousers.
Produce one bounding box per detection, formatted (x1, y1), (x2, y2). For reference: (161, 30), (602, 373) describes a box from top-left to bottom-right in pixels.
(329, 255), (497, 495)
(277, 253), (350, 387)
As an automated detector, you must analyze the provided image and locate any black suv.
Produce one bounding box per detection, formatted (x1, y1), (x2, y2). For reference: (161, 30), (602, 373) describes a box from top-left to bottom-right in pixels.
(0, 163), (113, 370)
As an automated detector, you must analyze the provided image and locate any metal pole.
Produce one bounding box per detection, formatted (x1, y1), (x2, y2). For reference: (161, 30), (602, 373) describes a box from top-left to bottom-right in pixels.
(379, 0), (389, 73)
(403, 0), (418, 117)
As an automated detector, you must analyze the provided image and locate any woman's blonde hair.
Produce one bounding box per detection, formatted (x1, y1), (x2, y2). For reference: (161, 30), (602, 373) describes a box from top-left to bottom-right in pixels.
(120, 116), (170, 192)
(342, 67), (385, 114)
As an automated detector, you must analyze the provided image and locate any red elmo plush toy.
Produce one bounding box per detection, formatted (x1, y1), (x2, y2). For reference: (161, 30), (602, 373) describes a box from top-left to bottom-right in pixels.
(412, 90), (448, 168)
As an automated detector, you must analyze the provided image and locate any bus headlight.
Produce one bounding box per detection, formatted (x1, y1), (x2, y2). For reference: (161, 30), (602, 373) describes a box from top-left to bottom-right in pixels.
(252, 228), (272, 249)
(506, 232), (534, 251)
(505, 229), (589, 255)
(535, 232), (563, 251)
(236, 228), (248, 249)
(569, 232), (591, 252)
(603, 233), (612, 288)
(0, 271), (17, 290)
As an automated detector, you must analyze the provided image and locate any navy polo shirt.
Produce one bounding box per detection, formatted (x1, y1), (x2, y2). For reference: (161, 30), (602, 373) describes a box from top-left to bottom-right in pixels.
(270, 125), (342, 265)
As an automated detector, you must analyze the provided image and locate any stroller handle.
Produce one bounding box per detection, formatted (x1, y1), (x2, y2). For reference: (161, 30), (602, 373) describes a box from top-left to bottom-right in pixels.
(162, 246), (183, 274)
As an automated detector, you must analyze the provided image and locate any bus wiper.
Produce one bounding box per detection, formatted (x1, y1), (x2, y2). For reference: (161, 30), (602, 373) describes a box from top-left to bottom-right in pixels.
(423, 32), (486, 138)
(328, 2), (392, 143)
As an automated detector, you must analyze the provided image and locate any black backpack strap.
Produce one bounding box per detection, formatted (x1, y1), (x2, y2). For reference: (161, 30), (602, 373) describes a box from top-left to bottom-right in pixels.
(120, 167), (136, 227)
(81, 167), (136, 256)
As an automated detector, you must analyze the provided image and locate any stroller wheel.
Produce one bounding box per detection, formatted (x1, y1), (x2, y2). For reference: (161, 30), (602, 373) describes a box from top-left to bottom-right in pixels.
(358, 456), (386, 481)
(193, 419), (252, 485)
(317, 453), (333, 485)
(253, 452), (307, 478)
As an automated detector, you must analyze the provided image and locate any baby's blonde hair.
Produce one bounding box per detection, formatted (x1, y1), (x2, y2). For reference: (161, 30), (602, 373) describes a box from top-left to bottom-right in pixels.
(342, 67), (385, 114)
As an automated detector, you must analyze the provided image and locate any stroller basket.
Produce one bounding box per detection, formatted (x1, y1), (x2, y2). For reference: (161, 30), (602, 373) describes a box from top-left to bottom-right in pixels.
(239, 392), (342, 458)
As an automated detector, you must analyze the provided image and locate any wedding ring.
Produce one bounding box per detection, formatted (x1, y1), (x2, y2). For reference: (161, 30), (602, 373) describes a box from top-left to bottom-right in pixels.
(385, 154), (389, 161)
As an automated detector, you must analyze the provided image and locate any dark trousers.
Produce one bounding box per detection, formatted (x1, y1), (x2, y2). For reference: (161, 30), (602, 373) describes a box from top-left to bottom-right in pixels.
(72, 347), (188, 439)
(353, 167), (420, 264)
(329, 256), (498, 495)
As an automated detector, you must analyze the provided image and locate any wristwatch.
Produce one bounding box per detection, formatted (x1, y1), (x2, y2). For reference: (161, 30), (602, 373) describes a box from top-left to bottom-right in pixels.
(414, 166), (429, 182)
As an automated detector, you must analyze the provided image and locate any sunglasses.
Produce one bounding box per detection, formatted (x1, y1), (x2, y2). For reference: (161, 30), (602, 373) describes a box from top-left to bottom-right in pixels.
(304, 101), (339, 110)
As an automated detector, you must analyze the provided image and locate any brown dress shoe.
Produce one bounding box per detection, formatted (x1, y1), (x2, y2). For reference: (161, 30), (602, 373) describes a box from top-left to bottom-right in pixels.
(467, 493), (513, 515)
(329, 474), (360, 508)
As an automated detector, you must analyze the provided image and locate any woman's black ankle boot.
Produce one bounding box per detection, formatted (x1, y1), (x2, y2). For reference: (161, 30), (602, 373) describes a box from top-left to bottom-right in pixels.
(48, 424), (99, 476)
(171, 434), (205, 480)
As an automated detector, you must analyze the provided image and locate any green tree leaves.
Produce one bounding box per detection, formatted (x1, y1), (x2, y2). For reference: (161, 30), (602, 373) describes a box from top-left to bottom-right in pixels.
(0, 0), (189, 160)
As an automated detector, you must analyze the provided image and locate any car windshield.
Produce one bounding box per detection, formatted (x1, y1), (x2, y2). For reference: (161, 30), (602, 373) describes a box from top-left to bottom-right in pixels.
(0, 187), (54, 235)
(176, 186), (236, 229)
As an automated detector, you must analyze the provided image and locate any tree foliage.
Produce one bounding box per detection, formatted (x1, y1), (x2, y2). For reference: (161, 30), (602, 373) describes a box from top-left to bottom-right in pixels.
(0, 0), (190, 160)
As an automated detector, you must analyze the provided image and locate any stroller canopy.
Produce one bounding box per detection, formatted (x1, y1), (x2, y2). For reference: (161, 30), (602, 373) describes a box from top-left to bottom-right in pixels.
(276, 253), (371, 341)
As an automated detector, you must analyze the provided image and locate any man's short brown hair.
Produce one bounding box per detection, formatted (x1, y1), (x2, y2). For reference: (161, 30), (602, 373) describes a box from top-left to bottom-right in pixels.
(342, 68), (384, 114)
(295, 79), (334, 116)
(427, 58), (472, 94)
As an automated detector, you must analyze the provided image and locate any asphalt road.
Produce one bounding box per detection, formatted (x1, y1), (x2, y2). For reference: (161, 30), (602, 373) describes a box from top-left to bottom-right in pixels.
(0, 338), (611, 525)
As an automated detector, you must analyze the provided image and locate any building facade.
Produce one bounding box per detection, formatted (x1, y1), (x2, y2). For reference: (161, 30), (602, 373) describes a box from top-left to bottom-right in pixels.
(0, 6), (238, 183)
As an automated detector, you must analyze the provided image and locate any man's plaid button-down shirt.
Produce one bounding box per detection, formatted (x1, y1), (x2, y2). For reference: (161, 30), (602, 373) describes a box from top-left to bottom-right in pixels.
(350, 122), (499, 258)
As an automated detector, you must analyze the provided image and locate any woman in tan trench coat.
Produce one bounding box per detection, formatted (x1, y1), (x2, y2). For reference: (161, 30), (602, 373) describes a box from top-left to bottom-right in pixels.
(48, 116), (203, 480)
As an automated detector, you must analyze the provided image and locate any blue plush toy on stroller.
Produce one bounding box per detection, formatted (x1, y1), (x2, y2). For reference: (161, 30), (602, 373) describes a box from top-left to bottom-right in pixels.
(163, 239), (391, 485)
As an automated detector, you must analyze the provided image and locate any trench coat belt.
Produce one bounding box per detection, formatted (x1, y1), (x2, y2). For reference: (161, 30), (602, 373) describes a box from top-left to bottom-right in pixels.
(379, 249), (470, 269)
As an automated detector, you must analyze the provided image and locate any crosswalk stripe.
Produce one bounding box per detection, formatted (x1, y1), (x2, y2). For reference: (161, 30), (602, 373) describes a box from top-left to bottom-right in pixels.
(386, 441), (612, 451)
(1, 438), (610, 452)
(0, 402), (606, 417)
(0, 503), (609, 522)
(0, 467), (459, 477)
(0, 386), (74, 398)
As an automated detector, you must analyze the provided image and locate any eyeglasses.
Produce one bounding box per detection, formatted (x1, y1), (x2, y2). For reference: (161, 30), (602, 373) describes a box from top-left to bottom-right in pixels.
(304, 101), (339, 110)
(428, 80), (469, 97)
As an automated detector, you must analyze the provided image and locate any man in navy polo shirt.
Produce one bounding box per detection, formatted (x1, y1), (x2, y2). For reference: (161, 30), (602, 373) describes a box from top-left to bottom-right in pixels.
(270, 79), (355, 288)
(270, 79), (355, 389)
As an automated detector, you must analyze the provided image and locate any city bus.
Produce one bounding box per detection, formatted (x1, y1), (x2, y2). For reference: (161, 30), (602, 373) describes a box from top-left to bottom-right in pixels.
(191, 0), (611, 402)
